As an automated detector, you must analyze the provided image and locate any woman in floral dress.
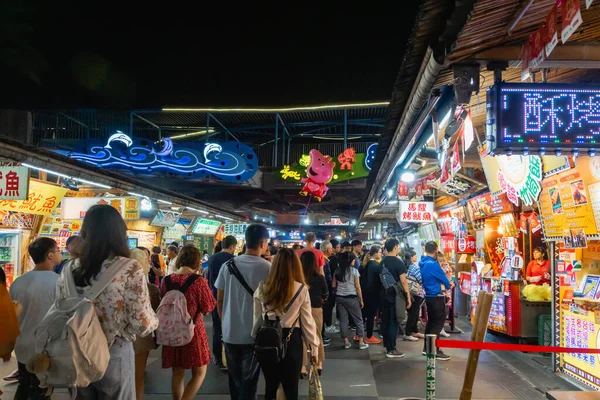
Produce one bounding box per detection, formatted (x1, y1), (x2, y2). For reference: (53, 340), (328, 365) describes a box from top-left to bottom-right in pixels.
(161, 245), (216, 400)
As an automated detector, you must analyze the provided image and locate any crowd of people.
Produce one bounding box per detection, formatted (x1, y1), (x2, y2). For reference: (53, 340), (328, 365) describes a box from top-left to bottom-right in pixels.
(0, 206), (456, 400)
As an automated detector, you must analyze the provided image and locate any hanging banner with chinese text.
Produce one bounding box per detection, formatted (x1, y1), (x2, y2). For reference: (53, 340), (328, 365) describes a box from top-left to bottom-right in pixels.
(530, 27), (545, 68)
(545, 3), (559, 57)
(0, 167), (30, 201)
(0, 180), (67, 216)
(398, 201), (434, 223)
(451, 139), (461, 176)
(562, 0), (583, 43)
(521, 40), (531, 81)
(496, 155), (542, 206)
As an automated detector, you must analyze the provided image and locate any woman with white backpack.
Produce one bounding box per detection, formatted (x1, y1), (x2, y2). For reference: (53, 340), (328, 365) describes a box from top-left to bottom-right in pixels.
(158, 245), (216, 400)
(54, 205), (159, 399)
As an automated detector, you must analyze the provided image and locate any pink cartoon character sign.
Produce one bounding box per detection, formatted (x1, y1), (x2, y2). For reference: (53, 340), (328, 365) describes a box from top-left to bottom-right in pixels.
(300, 149), (335, 201)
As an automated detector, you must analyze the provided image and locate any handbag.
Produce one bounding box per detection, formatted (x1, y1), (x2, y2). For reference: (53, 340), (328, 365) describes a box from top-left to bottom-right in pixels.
(308, 364), (323, 400)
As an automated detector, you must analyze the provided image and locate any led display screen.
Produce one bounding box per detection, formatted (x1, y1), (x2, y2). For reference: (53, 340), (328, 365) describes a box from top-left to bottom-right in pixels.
(486, 83), (600, 154)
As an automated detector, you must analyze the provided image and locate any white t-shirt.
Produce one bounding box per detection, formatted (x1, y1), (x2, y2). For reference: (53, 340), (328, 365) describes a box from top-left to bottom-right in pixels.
(214, 254), (270, 344)
(166, 256), (178, 276)
(336, 267), (360, 296)
(10, 270), (59, 363)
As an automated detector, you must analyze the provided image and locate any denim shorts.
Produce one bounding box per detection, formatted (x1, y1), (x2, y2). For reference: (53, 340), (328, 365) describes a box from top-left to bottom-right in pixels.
(75, 337), (135, 400)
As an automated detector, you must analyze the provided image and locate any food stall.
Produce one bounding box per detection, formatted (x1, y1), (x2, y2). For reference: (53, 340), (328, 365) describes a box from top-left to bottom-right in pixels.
(218, 223), (249, 254)
(0, 177), (68, 283)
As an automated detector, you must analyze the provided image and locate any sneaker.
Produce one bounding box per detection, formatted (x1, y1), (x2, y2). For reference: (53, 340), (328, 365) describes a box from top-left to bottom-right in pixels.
(386, 349), (405, 359)
(436, 350), (451, 361)
(412, 332), (425, 339)
(323, 340), (330, 347)
(3, 369), (18, 382)
(325, 325), (340, 334)
(344, 342), (352, 349)
(353, 335), (360, 342)
(365, 336), (382, 344)
(322, 337), (331, 345)
(422, 351), (427, 356)
(219, 363), (228, 372)
(403, 334), (419, 342)
(439, 329), (450, 338)
(359, 343), (369, 350)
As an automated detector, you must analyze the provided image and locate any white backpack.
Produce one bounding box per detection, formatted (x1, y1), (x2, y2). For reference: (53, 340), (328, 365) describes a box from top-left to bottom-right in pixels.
(33, 257), (133, 390)
(155, 274), (201, 347)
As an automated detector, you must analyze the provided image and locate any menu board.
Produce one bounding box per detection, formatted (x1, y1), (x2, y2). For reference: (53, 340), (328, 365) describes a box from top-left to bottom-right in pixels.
(193, 235), (214, 254)
(562, 308), (600, 390)
(466, 192), (515, 221)
(191, 218), (221, 236)
(538, 157), (600, 237)
(61, 197), (140, 220)
(127, 230), (156, 250)
(488, 290), (507, 333)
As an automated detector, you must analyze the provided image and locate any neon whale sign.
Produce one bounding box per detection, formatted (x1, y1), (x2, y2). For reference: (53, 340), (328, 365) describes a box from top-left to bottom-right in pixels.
(56, 133), (258, 183)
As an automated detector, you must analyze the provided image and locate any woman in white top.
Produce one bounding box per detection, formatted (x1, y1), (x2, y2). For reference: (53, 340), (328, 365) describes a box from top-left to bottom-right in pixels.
(56, 205), (158, 400)
(253, 248), (319, 400)
(333, 251), (368, 350)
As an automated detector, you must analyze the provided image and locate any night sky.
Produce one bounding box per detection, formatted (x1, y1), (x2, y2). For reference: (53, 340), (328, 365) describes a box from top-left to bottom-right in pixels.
(0, 2), (420, 109)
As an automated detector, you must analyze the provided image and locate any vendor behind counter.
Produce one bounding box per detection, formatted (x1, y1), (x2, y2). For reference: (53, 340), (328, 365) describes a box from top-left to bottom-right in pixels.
(524, 246), (550, 286)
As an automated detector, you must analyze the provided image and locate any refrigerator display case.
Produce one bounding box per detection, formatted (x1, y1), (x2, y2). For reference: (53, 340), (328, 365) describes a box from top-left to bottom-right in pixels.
(0, 229), (23, 288)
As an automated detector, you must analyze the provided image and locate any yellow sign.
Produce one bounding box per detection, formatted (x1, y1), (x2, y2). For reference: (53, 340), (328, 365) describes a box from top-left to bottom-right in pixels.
(0, 180), (68, 216)
(539, 157), (600, 237)
(299, 154), (311, 167)
(279, 165), (301, 181)
(562, 308), (600, 390)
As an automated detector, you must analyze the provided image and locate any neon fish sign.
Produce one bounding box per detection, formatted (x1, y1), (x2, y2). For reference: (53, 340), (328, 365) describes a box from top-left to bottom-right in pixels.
(55, 133), (259, 183)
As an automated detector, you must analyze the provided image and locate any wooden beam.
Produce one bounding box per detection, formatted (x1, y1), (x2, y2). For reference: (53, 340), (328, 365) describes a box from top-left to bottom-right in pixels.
(473, 43), (600, 68)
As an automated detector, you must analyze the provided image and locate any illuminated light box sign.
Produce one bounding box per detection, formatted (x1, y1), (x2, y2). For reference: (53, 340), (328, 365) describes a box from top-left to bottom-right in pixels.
(398, 201), (434, 223)
(150, 210), (181, 228)
(55, 133), (259, 183)
(486, 83), (600, 154)
(191, 218), (221, 236)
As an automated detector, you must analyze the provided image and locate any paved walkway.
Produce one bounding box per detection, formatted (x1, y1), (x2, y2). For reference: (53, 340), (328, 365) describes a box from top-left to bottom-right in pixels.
(0, 318), (576, 399)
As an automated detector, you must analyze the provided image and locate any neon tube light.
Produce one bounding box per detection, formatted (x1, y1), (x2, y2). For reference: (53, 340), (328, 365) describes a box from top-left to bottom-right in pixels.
(21, 163), (112, 189)
(162, 101), (390, 113)
(157, 199), (173, 205)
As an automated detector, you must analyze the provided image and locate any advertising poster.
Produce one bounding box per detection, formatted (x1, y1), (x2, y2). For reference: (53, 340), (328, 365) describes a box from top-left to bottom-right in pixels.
(484, 218), (504, 276)
(61, 196), (139, 220)
(466, 192), (515, 221)
(539, 157), (600, 237)
(127, 230), (156, 249)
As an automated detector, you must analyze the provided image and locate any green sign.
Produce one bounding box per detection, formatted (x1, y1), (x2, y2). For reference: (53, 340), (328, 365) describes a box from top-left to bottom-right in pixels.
(426, 353), (436, 399)
(191, 218), (221, 235)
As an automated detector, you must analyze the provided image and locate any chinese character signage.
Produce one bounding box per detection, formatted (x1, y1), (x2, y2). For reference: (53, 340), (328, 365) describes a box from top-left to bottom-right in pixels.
(545, 3), (559, 57)
(486, 83), (600, 154)
(457, 236), (476, 254)
(61, 197), (139, 220)
(561, 0), (583, 44)
(562, 308), (600, 390)
(399, 201), (434, 223)
(0, 167), (29, 201)
(0, 179), (67, 216)
(222, 224), (249, 237)
(190, 218), (221, 236)
(496, 155), (542, 206)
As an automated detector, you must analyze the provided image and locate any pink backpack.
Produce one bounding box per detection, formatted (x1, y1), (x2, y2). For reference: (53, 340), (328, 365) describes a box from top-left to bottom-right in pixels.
(156, 274), (201, 347)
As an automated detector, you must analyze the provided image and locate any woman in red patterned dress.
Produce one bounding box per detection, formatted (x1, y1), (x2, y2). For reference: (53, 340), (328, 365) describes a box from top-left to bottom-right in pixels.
(161, 245), (216, 400)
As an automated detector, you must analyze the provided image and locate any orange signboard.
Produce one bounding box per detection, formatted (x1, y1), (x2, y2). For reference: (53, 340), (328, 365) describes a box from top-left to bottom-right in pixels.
(539, 157), (600, 237)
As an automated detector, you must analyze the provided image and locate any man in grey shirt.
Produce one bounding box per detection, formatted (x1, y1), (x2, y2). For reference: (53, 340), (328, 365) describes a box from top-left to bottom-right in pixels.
(215, 224), (270, 400)
(10, 237), (61, 400)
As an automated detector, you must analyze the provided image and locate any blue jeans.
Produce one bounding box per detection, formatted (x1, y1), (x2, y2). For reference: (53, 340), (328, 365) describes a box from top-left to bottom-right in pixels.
(224, 342), (261, 400)
(75, 337), (135, 400)
(381, 295), (399, 352)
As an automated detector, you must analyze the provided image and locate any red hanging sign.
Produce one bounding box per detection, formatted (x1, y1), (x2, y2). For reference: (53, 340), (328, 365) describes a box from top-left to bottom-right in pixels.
(457, 235), (477, 254)
(530, 27), (545, 68)
(451, 139), (461, 177)
(561, 0), (583, 43)
(521, 39), (531, 81)
(545, 3), (559, 57)
(441, 234), (456, 252)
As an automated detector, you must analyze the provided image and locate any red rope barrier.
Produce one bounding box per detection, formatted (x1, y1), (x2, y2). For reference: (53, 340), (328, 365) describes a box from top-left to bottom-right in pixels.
(436, 339), (600, 354)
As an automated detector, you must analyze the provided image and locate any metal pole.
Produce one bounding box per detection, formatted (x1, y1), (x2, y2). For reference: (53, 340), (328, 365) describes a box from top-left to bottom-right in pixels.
(274, 114), (279, 167)
(549, 241), (558, 371)
(287, 133), (291, 164)
(343, 109), (348, 149)
(426, 334), (437, 399)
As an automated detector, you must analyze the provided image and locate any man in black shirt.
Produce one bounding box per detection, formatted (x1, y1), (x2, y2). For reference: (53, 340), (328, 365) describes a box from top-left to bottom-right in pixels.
(208, 235), (237, 370)
(380, 238), (412, 358)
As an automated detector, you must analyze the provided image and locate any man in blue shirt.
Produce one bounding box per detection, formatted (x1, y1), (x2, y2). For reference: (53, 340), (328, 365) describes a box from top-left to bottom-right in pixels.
(419, 241), (453, 361)
(207, 235), (237, 370)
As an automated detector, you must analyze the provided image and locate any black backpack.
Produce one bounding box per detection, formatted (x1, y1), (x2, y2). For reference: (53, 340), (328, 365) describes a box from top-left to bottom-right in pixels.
(254, 284), (305, 365)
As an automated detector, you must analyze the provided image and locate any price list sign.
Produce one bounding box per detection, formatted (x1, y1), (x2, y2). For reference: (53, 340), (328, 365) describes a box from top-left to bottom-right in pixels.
(562, 309), (600, 390)
(539, 157), (600, 237)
